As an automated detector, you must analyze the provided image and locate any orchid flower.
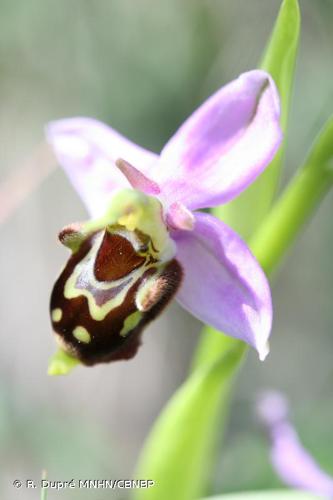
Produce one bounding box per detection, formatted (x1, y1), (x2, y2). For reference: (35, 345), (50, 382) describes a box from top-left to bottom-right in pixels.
(46, 70), (282, 372)
(257, 391), (333, 498)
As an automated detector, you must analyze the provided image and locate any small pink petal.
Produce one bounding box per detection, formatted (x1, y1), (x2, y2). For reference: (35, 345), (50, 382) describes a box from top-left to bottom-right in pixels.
(156, 70), (282, 211)
(115, 158), (161, 195)
(173, 211), (272, 358)
(46, 117), (158, 217)
(166, 202), (195, 231)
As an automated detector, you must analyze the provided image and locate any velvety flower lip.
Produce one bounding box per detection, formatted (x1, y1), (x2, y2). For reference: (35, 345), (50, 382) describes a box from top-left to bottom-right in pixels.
(47, 69), (282, 360)
(258, 391), (333, 497)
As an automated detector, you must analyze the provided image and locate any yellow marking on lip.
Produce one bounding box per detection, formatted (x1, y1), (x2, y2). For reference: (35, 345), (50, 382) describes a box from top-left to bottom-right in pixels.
(72, 326), (91, 344)
(52, 308), (63, 322)
(120, 311), (143, 337)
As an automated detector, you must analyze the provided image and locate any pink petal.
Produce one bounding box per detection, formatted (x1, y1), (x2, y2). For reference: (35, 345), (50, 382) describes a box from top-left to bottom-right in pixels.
(166, 202), (195, 231)
(157, 70), (282, 211)
(173, 211), (272, 359)
(115, 158), (161, 195)
(46, 117), (158, 217)
(271, 425), (333, 497)
(258, 391), (333, 497)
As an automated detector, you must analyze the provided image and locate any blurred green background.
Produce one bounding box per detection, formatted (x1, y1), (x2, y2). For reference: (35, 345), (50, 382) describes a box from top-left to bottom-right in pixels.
(0, 0), (332, 498)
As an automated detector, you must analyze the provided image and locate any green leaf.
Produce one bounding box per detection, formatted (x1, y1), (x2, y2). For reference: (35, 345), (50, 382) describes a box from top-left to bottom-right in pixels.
(217, 0), (301, 239)
(134, 339), (245, 500)
(251, 115), (333, 275)
(202, 491), (320, 500)
(260, 0), (300, 131)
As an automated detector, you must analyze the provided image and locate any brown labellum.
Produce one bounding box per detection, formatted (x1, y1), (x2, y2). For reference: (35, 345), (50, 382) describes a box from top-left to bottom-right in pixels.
(50, 225), (182, 365)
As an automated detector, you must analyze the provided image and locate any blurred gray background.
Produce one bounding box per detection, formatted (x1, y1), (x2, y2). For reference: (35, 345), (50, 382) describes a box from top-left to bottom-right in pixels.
(0, 0), (332, 498)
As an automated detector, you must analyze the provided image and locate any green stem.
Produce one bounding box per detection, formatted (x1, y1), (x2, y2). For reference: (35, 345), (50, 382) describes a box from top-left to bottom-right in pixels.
(251, 119), (333, 274)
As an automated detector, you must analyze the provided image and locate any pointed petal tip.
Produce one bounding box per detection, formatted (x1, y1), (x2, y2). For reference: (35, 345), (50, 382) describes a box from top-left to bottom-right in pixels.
(115, 158), (161, 195)
(258, 341), (270, 361)
(242, 299), (272, 362)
